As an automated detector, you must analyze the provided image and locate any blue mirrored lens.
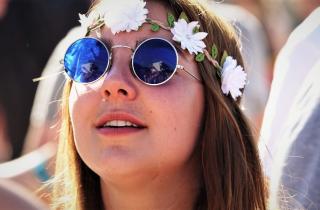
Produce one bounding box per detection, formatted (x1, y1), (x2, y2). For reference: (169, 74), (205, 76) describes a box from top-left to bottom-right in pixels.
(133, 38), (177, 85)
(64, 38), (109, 83)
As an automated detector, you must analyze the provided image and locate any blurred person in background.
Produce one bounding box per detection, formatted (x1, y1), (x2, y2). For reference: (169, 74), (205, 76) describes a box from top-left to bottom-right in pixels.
(285, 0), (320, 25)
(0, 0), (89, 160)
(23, 26), (84, 154)
(0, 141), (56, 205)
(0, 26), (84, 207)
(223, 0), (306, 75)
(271, 59), (320, 210)
(0, 0), (11, 164)
(259, 0), (320, 67)
(0, 103), (11, 162)
(0, 3), (93, 209)
(0, 178), (48, 210)
(259, 6), (320, 209)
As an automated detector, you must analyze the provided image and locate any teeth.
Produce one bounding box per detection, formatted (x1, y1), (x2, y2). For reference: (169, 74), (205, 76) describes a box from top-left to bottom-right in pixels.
(103, 120), (138, 128)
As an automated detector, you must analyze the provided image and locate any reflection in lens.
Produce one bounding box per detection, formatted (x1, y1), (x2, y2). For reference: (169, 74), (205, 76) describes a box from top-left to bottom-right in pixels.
(132, 38), (177, 85)
(64, 38), (109, 83)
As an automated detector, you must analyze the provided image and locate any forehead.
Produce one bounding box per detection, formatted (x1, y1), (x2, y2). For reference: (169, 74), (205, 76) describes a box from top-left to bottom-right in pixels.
(145, 1), (169, 23)
(91, 1), (172, 44)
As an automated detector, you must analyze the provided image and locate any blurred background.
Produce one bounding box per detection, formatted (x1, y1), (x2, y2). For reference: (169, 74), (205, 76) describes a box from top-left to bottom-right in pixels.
(0, 0), (90, 161)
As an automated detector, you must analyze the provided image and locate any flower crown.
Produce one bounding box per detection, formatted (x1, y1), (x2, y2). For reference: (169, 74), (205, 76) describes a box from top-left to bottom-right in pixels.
(78, 0), (247, 100)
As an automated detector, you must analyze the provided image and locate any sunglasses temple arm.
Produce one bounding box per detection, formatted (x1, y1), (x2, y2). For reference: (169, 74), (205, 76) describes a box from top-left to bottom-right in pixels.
(32, 70), (65, 82)
(177, 65), (201, 81)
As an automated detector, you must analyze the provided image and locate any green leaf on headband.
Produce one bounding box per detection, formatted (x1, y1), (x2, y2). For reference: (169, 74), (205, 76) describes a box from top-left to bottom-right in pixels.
(193, 26), (200, 34)
(167, 13), (175, 27)
(211, 44), (218, 59)
(151, 23), (160, 32)
(195, 53), (205, 62)
(179, 12), (189, 22)
(220, 50), (228, 66)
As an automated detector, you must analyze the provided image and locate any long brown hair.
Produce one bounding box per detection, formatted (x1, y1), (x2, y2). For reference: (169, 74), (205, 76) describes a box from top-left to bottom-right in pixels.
(52, 0), (267, 209)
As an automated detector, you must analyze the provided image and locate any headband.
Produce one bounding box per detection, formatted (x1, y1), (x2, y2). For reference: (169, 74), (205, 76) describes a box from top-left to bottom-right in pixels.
(78, 0), (247, 100)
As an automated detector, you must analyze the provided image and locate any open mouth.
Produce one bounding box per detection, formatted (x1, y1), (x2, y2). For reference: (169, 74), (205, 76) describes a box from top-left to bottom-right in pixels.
(95, 113), (148, 137)
(98, 120), (144, 129)
(95, 113), (147, 136)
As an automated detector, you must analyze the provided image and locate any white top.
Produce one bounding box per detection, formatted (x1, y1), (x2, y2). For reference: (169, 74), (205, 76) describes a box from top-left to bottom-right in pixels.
(259, 7), (320, 177)
(269, 59), (320, 209)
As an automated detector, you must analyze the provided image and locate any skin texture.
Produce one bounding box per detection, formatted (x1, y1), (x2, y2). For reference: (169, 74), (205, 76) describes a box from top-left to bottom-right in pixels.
(68, 1), (204, 209)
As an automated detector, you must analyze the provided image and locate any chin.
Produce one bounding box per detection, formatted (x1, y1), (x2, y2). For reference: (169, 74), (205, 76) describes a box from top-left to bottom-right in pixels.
(92, 147), (157, 183)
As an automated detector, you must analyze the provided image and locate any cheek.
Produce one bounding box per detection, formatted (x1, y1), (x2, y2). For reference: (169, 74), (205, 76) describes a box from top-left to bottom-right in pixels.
(146, 83), (204, 163)
(69, 82), (103, 126)
(68, 84), (101, 155)
(69, 85), (95, 127)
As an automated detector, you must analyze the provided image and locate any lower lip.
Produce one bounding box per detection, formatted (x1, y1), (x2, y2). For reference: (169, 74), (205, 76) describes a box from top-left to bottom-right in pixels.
(97, 127), (145, 136)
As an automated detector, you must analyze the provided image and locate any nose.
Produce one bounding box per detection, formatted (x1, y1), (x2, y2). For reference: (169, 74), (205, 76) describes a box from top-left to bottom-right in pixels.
(100, 47), (137, 101)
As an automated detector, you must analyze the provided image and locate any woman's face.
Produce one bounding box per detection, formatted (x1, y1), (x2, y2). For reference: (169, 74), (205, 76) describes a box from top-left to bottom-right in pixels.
(69, 1), (204, 181)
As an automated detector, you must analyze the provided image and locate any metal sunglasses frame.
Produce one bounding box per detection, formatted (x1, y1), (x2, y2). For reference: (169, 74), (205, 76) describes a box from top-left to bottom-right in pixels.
(63, 37), (201, 85)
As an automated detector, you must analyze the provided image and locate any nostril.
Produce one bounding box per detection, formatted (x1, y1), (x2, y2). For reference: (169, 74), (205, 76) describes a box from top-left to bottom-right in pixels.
(105, 90), (111, 97)
(118, 89), (128, 96)
(104, 89), (128, 98)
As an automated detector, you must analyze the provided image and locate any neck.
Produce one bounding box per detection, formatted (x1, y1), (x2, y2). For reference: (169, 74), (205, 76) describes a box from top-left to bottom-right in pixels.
(100, 158), (201, 210)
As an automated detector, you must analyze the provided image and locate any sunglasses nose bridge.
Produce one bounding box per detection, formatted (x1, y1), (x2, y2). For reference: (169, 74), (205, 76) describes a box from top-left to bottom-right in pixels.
(110, 44), (134, 62)
(111, 44), (134, 51)
(102, 45), (137, 92)
(108, 44), (135, 74)
(111, 45), (135, 64)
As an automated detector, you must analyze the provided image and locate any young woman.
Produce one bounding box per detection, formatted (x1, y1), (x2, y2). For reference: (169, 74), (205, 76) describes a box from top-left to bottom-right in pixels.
(51, 0), (267, 209)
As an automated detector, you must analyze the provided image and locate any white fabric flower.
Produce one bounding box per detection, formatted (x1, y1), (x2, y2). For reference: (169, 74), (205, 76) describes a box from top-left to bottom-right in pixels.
(221, 56), (247, 100)
(171, 19), (208, 55)
(101, 0), (148, 34)
(78, 11), (99, 33)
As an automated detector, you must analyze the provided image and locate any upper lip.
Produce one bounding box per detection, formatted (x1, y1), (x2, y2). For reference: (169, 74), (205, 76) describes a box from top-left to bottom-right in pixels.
(95, 112), (147, 128)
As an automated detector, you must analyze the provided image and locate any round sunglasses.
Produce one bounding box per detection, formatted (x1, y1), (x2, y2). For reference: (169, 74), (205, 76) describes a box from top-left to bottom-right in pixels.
(63, 37), (200, 85)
